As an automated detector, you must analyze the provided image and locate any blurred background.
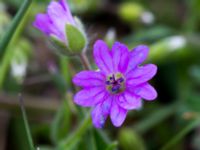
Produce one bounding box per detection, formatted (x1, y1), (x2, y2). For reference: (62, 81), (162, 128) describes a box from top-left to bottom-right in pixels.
(0, 0), (200, 149)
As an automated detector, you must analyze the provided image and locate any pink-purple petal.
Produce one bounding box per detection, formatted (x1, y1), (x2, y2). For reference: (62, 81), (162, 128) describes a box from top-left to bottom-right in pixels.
(59, 0), (75, 24)
(110, 100), (127, 127)
(72, 71), (105, 88)
(93, 40), (114, 74)
(111, 42), (129, 73)
(74, 87), (106, 107)
(126, 64), (157, 86)
(47, 1), (70, 39)
(134, 83), (157, 100)
(33, 0), (76, 42)
(33, 14), (53, 35)
(91, 96), (112, 128)
(126, 45), (149, 73)
(117, 92), (142, 110)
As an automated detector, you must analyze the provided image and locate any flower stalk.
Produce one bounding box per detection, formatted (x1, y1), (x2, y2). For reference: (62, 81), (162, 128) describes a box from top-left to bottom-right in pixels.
(79, 52), (92, 70)
(19, 94), (35, 150)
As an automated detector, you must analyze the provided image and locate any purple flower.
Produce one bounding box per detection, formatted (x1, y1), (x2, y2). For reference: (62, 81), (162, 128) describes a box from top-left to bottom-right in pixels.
(73, 40), (157, 128)
(33, 0), (79, 43)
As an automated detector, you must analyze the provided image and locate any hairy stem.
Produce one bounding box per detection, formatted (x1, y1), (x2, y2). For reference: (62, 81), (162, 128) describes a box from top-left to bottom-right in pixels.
(79, 52), (91, 70)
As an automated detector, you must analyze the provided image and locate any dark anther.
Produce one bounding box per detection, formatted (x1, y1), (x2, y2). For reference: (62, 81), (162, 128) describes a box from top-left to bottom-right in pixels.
(118, 78), (124, 83)
(106, 81), (110, 85)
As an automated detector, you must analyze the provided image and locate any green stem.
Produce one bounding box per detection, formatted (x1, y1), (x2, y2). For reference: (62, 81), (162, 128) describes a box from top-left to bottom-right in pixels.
(59, 112), (92, 149)
(59, 57), (72, 88)
(133, 103), (177, 134)
(161, 119), (200, 150)
(0, 0), (32, 58)
(19, 94), (34, 150)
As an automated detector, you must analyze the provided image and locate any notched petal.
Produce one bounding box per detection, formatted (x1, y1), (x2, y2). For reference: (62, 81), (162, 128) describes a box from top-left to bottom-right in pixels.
(127, 64), (157, 86)
(74, 87), (106, 107)
(112, 42), (129, 73)
(73, 71), (105, 88)
(110, 100), (127, 127)
(134, 83), (157, 100)
(117, 92), (142, 110)
(93, 40), (114, 74)
(127, 45), (149, 72)
(91, 97), (112, 128)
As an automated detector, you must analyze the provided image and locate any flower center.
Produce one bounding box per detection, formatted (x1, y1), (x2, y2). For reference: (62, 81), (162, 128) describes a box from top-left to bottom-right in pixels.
(105, 73), (125, 94)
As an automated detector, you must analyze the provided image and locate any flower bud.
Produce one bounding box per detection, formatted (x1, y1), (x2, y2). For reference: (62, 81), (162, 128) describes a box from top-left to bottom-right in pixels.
(33, 0), (88, 56)
(65, 23), (87, 53)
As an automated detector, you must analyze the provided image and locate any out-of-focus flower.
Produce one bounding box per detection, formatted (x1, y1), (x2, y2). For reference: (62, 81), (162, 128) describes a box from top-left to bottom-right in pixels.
(33, 0), (87, 55)
(104, 28), (116, 48)
(140, 11), (155, 25)
(73, 40), (157, 128)
(11, 39), (32, 83)
(148, 35), (187, 62)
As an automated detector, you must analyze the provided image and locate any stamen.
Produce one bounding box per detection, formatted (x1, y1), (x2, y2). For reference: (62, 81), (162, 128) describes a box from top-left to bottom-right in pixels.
(112, 85), (120, 93)
(106, 81), (110, 85)
(106, 73), (125, 94)
(118, 78), (124, 83)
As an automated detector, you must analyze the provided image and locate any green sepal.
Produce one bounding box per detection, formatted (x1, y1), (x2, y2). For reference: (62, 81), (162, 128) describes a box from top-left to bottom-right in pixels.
(50, 35), (74, 56)
(65, 24), (87, 53)
(50, 35), (68, 51)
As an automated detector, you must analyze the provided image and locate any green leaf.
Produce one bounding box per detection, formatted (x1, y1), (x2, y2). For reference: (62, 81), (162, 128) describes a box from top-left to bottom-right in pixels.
(93, 129), (111, 150)
(161, 119), (200, 150)
(118, 128), (145, 150)
(57, 113), (92, 150)
(51, 100), (72, 143)
(0, 0), (32, 58)
(65, 24), (87, 53)
(105, 142), (118, 150)
(77, 129), (97, 150)
(185, 92), (200, 112)
(9, 118), (30, 150)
